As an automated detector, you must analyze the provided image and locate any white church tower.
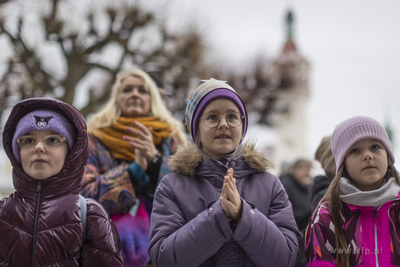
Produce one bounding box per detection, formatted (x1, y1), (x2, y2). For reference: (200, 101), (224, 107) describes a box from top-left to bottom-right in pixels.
(270, 10), (310, 174)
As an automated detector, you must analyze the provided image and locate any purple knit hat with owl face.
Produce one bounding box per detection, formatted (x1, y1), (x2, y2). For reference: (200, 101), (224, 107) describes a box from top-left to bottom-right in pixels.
(12, 109), (76, 162)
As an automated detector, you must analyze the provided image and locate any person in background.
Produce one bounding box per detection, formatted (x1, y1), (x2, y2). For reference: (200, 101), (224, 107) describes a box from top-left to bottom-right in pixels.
(280, 159), (313, 267)
(280, 160), (292, 177)
(148, 78), (300, 267)
(310, 135), (336, 211)
(0, 97), (124, 266)
(81, 69), (187, 267)
(305, 116), (400, 267)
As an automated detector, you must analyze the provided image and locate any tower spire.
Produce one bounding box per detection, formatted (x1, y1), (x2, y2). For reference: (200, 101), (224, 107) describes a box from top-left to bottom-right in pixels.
(286, 10), (294, 40)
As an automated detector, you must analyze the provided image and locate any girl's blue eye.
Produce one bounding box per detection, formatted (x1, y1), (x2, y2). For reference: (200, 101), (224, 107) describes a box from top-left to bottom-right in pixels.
(122, 88), (132, 93)
(349, 148), (358, 154)
(227, 113), (239, 120)
(46, 137), (60, 144)
(372, 144), (381, 149)
(207, 115), (218, 121)
(24, 138), (36, 145)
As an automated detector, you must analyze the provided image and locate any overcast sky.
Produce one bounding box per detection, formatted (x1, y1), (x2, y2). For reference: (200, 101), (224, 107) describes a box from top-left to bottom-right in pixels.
(167, 0), (400, 167)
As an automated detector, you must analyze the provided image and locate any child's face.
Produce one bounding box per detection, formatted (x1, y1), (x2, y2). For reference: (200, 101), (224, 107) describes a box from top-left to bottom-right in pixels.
(198, 98), (243, 159)
(344, 138), (389, 191)
(19, 130), (69, 180)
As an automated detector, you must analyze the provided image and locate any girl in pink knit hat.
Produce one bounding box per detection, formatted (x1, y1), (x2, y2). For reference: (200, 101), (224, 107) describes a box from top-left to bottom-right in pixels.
(305, 116), (400, 267)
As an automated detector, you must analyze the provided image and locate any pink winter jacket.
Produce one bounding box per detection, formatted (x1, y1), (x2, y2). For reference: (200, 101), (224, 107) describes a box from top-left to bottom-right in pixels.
(305, 193), (400, 267)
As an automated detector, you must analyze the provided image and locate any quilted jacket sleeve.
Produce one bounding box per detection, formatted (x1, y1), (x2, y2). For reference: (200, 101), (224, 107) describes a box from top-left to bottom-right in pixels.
(232, 176), (300, 267)
(148, 176), (233, 267)
(81, 198), (124, 266)
(81, 137), (136, 216)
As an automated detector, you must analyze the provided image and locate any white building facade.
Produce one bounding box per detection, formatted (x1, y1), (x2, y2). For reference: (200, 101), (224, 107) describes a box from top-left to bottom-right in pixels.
(269, 10), (310, 174)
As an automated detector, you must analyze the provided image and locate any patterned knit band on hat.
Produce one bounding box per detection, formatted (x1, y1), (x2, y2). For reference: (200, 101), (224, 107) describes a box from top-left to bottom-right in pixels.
(185, 78), (248, 144)
(330, 116), (394, 174)
(12, 109), (76, 163)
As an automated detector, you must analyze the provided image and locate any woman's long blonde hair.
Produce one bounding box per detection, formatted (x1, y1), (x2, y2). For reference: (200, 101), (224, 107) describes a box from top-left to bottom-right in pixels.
(87, 69), (187, 144)
(320, 155), (400, 267)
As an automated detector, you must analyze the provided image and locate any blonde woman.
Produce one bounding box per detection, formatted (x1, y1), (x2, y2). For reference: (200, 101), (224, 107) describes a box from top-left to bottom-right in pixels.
(81, 69), (187, 267)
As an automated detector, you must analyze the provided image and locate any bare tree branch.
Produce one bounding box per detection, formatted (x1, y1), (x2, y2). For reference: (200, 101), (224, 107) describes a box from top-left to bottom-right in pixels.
(0, 0), (275, 129)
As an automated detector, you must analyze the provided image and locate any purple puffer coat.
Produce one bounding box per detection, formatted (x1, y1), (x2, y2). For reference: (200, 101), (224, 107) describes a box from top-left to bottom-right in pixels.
(148, 142), (300, 267)
(0, 98), (124, 266)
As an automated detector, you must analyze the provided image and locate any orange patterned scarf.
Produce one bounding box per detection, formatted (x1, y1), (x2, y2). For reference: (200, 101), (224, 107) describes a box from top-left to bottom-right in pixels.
(92, 117), (171, 162)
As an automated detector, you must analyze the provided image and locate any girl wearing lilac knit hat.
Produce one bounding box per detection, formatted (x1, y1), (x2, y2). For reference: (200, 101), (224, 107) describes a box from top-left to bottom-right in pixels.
(149, 79), (300, 267)
(305, 116), (400, 267)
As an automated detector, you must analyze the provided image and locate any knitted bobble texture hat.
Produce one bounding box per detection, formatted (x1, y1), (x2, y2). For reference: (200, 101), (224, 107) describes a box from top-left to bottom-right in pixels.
(330, 116), (394, 174)
(185, 78), (248, 144)
(12, 109), (76, 162)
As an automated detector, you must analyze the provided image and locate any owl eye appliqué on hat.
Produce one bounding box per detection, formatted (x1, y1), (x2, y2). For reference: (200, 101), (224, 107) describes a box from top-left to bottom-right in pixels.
(34, 116), (53, 128)
(12, 109), (77, 163)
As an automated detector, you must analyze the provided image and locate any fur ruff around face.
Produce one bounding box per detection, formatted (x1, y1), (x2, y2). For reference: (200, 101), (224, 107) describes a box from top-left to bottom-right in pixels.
(168, 141), (273, 177)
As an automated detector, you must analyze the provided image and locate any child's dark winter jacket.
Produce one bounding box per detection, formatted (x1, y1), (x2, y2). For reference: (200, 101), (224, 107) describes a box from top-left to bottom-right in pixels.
(148, 142), (300, 267)
(0, 98), (124, 267)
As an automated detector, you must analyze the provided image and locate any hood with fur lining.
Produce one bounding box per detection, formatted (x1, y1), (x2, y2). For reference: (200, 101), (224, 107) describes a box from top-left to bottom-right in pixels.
(168, 141), (273, 176)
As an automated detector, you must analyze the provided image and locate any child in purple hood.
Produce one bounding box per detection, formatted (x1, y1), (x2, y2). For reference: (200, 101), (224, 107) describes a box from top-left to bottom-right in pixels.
(305, 116), (400, 267)
(148, 79), (300, 267)
(0, 97), (124, 266)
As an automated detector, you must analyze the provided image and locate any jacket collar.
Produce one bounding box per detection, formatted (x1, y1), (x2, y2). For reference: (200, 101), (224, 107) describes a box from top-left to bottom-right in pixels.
(168, 141), (272, 177)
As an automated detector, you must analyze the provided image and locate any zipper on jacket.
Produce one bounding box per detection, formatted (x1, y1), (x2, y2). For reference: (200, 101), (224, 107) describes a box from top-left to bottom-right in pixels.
(31, 181), (43, 267)
(373, 209), (379, 267)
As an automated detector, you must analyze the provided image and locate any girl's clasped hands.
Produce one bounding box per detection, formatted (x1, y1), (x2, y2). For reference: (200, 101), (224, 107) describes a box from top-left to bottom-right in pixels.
(220, 168), (243, 223)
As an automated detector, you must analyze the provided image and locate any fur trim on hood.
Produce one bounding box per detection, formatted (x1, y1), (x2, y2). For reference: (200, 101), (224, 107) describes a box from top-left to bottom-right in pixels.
(168, 141), (273, 176)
